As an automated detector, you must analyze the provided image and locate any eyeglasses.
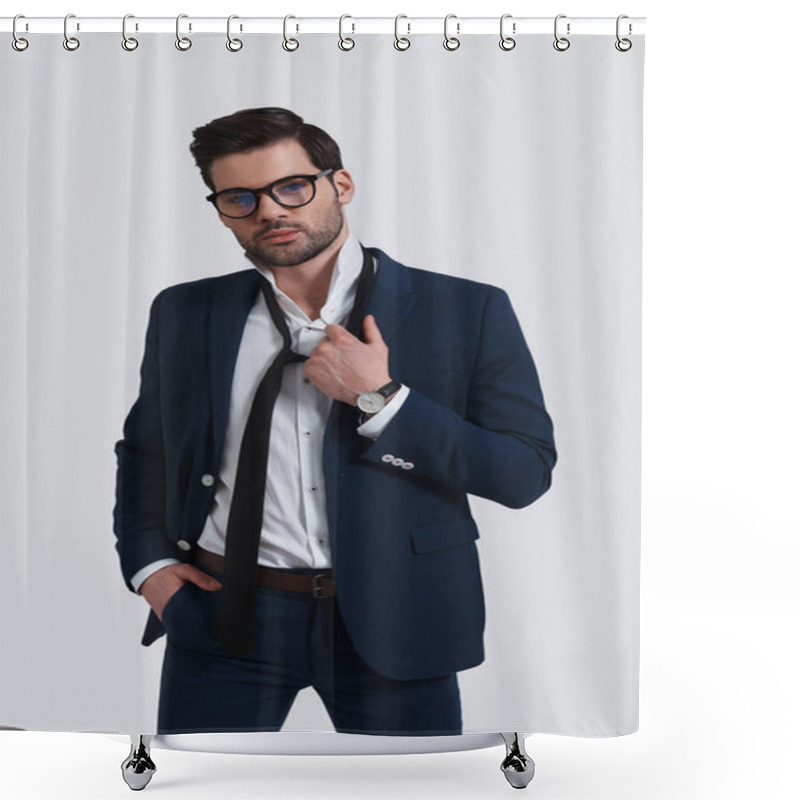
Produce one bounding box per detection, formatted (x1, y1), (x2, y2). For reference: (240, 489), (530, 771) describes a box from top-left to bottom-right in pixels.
(206, 169), (334, 218)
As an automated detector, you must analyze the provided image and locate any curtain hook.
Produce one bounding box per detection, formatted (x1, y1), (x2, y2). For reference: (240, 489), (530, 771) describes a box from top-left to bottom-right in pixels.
(175, 14), (192, 50)
(12, 14), (29, 51)
(615, 15), (632, 51)
(499, 13), (516, 51)
(226, 15), (243, 51)
(283, 15), (299, 51)
(122, 14), (139, 51)
(394, 14), (410, 51)
(553, 14), (570, 52)
(443, 13), (460, 51)
(339, 14), (355, 51)
(63, 13), (80, 51)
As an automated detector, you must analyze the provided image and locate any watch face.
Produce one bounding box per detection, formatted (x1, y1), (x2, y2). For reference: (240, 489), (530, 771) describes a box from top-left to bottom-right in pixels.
(357, 391), (385, 413)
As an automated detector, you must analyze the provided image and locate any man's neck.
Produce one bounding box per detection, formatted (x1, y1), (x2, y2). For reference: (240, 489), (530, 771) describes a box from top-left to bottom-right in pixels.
(265, 226), (350, 321)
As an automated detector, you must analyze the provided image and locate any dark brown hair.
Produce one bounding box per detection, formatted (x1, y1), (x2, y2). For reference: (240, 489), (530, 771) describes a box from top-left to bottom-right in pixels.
(189, 107), (344, 190)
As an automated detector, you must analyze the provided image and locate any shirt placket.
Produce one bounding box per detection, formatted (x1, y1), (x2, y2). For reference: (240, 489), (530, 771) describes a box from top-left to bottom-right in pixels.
(295, 320), (331, 567)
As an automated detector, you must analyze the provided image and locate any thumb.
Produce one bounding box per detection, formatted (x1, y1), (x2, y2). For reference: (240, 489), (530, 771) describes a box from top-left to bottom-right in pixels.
(362, 314), (384, 345)
(184, 564), (222, 591)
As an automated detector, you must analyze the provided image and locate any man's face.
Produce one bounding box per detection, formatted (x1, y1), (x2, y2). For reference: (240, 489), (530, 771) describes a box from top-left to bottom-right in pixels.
(208, 138), (354, 269)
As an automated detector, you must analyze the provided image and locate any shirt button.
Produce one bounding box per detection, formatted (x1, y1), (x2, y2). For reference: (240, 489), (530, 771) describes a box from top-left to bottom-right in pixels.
(392, 458), (404, 467)
(381, 454), (395, 463)
(401, 462), (415, 470)
(303, 430), (312, 437)
(176, 540), (192, 552)
(310, 485), (318, 492)
(201, 474), (214, 487)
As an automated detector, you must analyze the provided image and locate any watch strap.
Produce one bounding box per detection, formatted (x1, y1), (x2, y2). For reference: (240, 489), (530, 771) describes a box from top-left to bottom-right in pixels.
(376, 380), (402, 399)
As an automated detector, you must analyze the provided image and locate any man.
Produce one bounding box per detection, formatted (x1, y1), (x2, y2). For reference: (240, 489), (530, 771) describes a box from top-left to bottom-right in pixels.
(114, 107), (556, 736)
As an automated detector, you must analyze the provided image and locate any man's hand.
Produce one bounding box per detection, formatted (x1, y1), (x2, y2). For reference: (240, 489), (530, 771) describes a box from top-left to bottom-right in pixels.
(140, 563), (222, 621)
(304, 314), (391, 405)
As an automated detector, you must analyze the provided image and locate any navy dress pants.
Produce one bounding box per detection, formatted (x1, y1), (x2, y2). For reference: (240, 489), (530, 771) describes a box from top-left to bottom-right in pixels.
(157, 566), (462, 735)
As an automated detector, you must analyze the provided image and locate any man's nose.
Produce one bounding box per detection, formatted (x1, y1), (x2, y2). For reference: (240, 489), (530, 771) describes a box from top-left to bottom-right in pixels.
(254, 190), (288, 220)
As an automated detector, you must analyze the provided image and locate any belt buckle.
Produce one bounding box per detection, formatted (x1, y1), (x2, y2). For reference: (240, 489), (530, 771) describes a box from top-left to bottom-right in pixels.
(311, 574), (330, 598)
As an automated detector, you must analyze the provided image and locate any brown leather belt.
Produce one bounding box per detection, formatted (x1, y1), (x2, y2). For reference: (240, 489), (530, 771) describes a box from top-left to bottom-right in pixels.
(195, 547), (335, 598)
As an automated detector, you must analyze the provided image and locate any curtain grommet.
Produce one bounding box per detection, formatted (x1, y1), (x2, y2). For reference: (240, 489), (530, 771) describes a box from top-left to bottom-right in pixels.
(443, 14), (460, 51)
(226, 15), (243, 52)
(499, 14), (516, 51)
(63, 13), (80, 51)
(553, 14), (570, 52)
(121, 15), (139, 51)
(12, 15), (29, 51)
(283, 15), (299, 52)
(394, 15), (411, 51)
(175, 14), (192, 51)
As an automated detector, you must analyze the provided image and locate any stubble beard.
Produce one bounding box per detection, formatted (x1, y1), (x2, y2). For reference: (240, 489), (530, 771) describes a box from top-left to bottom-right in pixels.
(238, 199), (345, 269)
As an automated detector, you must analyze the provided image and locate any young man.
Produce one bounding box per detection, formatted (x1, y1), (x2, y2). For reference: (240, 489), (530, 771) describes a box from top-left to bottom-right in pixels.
(114, 107), (556, 735)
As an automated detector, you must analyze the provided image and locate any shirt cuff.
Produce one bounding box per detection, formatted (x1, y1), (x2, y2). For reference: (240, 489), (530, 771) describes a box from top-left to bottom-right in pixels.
(356, 384), (410, 440)
(130, 558), (181, 593)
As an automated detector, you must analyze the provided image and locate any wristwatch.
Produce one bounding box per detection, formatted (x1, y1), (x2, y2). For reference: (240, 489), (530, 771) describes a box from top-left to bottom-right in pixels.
(356, 380), (402, 415)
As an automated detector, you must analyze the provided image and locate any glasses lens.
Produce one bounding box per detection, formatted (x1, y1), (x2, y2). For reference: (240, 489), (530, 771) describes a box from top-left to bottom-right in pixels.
(216, 190), (258, 218)
(272, 177), (314, 207)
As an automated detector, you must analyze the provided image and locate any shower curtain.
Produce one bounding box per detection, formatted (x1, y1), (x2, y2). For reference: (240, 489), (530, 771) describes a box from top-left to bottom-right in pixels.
(1, 22), (644, 742)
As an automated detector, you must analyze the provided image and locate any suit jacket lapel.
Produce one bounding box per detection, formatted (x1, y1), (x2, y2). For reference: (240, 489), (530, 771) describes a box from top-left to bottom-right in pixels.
(208, 270), (263, 460)
(362, 247), (416, 348)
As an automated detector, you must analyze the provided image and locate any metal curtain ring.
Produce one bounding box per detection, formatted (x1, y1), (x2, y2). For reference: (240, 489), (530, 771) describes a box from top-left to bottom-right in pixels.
(394, 14), (410, 51)
(553, 14), (570, 51)
(283, 15), (299, 51)
(226, 15), (243, 51)
(122, 14), (138, 51)
(63, 13), (80, 51)
(338, 14), (355, 51)
(443, 14), (460, 51)
(175, 14), (192, 50)
(499, 13), (516, 51)
(12, 14), (29, 51)
(615, 14), (632, 51)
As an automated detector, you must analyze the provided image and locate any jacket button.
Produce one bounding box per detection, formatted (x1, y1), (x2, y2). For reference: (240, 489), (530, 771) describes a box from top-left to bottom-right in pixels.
(381, 454), (394, 463)
(392, 457), (404, 467)
(201, 474), (215, 487)
(176, 540), (192, 552)
(401, 462), (415, 470)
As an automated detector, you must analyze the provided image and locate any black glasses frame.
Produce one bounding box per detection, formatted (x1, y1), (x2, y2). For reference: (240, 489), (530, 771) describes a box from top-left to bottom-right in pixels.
(206, 168), (335, 218)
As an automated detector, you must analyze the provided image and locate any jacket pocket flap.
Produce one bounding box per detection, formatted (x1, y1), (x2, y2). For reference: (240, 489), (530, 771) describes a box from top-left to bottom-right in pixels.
(410, 517), (480, 555)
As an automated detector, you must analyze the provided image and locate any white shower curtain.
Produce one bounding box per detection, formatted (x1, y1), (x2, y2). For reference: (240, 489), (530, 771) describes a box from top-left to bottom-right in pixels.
(1, 27), (643, 739)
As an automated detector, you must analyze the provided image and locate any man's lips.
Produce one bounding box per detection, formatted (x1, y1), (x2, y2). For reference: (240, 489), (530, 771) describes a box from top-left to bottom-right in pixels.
(261, 228), (300, 243)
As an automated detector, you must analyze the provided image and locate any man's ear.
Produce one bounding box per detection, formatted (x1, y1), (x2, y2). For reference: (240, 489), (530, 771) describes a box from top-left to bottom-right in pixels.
(332, 169), (355, 205)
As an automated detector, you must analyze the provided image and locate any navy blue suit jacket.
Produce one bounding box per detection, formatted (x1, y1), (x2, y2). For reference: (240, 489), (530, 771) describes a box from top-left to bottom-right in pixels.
(114, 247), (556, 681)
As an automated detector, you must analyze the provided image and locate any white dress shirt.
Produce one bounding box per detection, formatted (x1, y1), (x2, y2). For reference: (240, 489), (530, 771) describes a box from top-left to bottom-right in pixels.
(130, 233), (408, 591)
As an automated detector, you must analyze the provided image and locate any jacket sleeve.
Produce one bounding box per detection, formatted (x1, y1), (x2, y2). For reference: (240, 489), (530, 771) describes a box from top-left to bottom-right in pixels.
(113, 291), (179, 590)
(358, 287), (556, 509)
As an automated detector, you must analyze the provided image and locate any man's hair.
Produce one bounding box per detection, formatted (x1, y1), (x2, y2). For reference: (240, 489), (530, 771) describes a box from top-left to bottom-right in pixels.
(189, 107), (344, 191)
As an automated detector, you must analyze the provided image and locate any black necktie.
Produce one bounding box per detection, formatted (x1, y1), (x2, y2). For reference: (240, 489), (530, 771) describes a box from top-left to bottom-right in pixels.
(218, 246), (376, 658)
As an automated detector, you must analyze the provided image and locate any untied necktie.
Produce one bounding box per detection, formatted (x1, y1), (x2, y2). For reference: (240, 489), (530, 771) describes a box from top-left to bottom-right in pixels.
(217, 246), (376, 658)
